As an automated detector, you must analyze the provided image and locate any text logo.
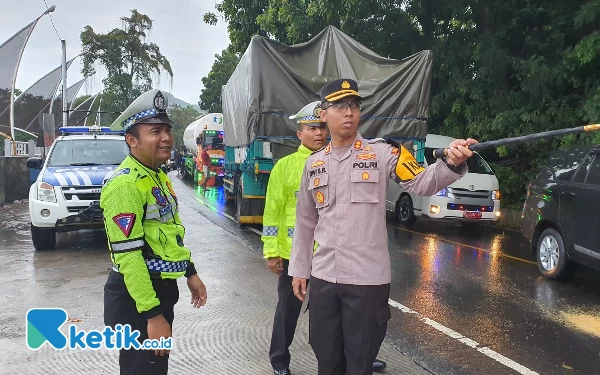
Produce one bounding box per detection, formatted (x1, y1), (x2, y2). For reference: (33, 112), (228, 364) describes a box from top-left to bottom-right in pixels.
(26, 308), (172, 351)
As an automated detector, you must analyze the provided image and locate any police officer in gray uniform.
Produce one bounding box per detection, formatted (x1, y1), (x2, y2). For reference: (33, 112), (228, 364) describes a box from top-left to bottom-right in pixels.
(289, 78), (478, 375)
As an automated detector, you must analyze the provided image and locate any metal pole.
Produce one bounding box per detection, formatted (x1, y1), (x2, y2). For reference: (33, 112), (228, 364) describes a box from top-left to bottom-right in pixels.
(61, 40), (68, 127)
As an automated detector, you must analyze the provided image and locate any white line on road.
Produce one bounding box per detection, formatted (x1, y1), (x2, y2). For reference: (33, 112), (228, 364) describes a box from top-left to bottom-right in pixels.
(388, 299), (539, 375)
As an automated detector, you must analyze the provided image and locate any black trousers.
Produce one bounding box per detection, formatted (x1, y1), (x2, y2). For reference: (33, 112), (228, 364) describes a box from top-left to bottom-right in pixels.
(308, 277), (391, 375)
(269, 260), (310, 371)
(104, 270), (179, 375)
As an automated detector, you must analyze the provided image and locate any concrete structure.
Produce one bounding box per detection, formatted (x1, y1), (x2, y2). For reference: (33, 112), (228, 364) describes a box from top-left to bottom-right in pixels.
(0, 156), (29, 204)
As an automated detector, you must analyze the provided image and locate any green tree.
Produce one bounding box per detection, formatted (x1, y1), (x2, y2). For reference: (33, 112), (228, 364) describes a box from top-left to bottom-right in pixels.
(80, 9), (173, 126)
(199, 47), (241, 113)
(168, 104), (201, 150)
(71, 95), (92, 109)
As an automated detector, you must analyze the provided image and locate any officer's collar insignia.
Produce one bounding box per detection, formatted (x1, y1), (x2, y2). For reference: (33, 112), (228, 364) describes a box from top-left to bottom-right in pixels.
(152, 187), (168, 206)
(113, 213), (136, 238)
(324, 143), (332, 155)
(342, 80), (351, 89)
(154, 91), (167, 111)
(354, 140), (363, 150)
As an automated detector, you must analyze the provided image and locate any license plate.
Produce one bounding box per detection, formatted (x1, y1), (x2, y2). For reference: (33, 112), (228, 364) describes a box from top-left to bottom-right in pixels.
(463, 211), (482, 219)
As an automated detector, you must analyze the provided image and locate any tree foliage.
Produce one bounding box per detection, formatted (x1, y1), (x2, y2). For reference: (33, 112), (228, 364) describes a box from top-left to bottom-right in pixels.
(199, 47), (241, 113)
(80, 9), (173, 127)
(205, 0), (600, 207)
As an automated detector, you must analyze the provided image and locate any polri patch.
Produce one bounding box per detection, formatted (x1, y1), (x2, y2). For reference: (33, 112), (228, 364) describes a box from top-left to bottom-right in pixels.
(152, 187), (168, 206)
(113, 213), (136, 238)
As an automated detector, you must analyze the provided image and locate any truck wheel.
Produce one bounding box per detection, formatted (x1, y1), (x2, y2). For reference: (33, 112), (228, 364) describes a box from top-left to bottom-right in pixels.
(397, 195), (417, 227)
(235, 174), (243, 224)
(31, 225), (56, 250)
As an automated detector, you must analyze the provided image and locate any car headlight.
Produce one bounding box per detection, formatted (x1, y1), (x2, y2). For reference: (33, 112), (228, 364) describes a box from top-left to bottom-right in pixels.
(37, 181), (57, 203)
(492, 190), (501, 200)
(436, 188), (455, 198)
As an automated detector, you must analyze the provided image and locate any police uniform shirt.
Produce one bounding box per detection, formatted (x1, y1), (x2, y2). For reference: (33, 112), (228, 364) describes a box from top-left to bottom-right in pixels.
(288, 132), (467, 285)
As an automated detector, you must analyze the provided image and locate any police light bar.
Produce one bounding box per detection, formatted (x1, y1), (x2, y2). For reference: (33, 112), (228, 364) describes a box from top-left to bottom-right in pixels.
(59, 125), (125, 135)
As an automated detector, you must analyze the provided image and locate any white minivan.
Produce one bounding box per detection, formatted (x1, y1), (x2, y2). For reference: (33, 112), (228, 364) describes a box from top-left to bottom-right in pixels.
(386, 134), (501, 227)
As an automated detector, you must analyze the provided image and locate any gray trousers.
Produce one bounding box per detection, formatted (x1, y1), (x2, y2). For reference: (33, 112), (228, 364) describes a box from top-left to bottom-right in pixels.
(308, 277), (391, 375)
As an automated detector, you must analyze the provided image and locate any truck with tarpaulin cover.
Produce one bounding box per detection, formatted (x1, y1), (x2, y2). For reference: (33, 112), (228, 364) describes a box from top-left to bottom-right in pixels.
(182, 113), (225, 187)
(221, 25), (432, 224)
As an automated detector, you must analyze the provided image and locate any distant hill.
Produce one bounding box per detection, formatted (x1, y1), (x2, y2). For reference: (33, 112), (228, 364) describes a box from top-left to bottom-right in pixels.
(162, 92), (202, 112)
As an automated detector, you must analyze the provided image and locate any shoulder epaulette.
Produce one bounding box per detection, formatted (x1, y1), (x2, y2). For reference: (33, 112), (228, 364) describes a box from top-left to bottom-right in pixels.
(366, 137), (387, 144)
(384, 138), (400, 148)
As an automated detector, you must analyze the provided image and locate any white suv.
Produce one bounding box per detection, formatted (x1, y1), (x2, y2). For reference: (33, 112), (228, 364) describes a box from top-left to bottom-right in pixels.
(27, 126), (127, 250)
(386, 134), (501, 228)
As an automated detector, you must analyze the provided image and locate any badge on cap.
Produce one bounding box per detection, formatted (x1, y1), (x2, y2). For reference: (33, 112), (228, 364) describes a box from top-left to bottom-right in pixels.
(154, 91), (167, 111)
(342, 80), (351, 89)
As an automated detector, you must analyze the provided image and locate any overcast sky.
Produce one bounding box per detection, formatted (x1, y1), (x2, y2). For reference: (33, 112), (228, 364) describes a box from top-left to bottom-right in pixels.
(1, 0), (231, 105)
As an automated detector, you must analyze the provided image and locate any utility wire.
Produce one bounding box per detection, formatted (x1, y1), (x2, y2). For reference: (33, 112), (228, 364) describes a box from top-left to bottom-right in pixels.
(42, 0), (62, 41)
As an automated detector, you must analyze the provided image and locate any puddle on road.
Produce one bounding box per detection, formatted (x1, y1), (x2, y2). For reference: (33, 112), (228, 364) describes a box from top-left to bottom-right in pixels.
(560, 311), (600, 338)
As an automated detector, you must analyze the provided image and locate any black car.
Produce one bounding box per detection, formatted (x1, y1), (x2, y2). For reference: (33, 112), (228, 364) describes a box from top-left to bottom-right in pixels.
(521, 145), (600, 280)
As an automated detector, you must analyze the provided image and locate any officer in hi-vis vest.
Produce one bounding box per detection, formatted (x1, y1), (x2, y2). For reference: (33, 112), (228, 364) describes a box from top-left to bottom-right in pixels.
(101, 89), (207, 375)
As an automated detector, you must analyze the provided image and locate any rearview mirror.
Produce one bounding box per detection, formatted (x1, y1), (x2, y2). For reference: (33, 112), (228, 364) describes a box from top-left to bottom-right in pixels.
(27, 157), (42, 169)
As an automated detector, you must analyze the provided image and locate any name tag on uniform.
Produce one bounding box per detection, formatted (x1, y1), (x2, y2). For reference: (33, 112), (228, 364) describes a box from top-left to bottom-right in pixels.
(159, 205), (172, 216)
(308, 167), (327, 178)
(352, 161), (378, 169)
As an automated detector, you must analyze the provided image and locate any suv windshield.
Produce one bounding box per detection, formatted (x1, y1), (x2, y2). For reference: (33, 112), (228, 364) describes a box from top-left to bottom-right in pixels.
(48, 139), (128, 167)
(425, 147), (494, 175)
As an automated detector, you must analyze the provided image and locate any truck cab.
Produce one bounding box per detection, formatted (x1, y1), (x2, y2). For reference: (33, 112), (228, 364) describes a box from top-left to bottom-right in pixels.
(27, 125), (127, 250)
(182, 113), (225, 186)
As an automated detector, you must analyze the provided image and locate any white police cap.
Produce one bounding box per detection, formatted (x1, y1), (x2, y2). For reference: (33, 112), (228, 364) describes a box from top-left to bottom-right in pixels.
(289, 101), (325, 126)
(110, 89), (172, 132)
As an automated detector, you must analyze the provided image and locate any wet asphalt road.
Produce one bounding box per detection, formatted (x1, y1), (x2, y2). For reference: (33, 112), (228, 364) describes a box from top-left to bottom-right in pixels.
(183, 175), (600, 375)
(1, 172), (599, 374)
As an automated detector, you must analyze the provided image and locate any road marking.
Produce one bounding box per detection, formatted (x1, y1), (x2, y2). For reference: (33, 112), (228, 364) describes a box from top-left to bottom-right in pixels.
(387, 224), (536, 265)
(388, 299), (539, 375)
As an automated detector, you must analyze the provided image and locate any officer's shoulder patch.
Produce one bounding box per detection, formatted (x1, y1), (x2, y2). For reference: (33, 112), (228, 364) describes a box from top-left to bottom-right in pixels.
(103, 168), (131, 185)
(111, 168), (130, 179)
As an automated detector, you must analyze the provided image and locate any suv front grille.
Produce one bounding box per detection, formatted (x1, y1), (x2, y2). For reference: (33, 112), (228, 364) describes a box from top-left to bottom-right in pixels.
(61, 186), (102, 201)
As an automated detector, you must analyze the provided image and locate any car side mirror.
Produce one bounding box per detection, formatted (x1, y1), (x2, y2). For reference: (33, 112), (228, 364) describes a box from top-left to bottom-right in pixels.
(27, 157), (42, 169)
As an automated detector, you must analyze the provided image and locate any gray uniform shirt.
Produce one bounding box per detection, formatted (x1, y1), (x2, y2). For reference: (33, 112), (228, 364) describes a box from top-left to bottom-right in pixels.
(288, 132), (467, 285)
